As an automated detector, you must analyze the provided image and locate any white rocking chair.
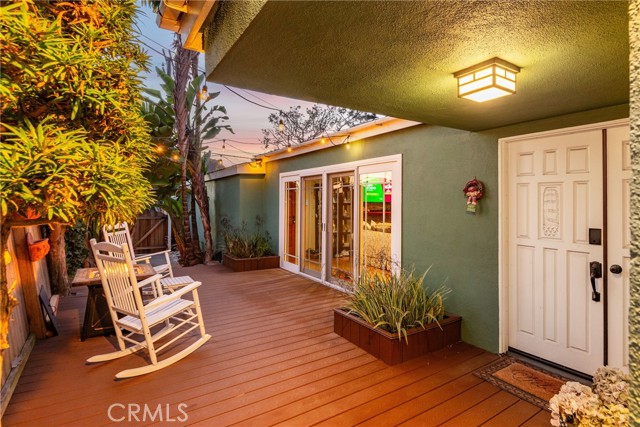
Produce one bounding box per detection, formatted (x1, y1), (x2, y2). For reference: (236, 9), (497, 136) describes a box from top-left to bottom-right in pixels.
(88, 239), (211, 379)
(103, 222), (174, 278)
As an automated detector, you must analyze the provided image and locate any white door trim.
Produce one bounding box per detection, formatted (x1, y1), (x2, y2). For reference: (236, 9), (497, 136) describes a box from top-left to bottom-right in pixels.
(498, 118), (630, 354)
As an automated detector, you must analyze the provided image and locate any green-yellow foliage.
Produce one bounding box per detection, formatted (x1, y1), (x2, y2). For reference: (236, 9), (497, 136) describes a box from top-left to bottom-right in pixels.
(0, 0), (154, 226)
(345, 268), (450, 343)
(0, 0), (154, 354)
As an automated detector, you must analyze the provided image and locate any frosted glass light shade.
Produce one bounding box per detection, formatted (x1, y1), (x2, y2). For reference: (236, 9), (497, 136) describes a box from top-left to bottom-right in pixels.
(454, 58), (520, 103)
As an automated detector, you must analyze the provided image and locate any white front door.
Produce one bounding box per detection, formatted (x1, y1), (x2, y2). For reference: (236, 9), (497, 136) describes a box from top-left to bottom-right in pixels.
(606, 125), (631, 372)
(507, 128), (604, 374)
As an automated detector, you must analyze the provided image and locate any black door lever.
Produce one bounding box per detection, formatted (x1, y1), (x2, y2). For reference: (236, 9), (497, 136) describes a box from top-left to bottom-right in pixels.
(590, 261), (602, 302)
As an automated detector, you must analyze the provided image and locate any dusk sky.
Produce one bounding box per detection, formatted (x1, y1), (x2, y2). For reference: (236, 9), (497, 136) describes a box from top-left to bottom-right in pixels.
(134, 4), (317, 166)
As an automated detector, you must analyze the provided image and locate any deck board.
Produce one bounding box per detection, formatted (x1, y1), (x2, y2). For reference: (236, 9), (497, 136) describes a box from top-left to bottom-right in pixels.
(2, 264), (550, 426)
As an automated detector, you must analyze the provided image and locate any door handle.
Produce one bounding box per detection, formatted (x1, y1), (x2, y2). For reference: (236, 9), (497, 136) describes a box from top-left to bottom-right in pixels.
(590, 261), (602, 302)
(610, 264), (622, 274)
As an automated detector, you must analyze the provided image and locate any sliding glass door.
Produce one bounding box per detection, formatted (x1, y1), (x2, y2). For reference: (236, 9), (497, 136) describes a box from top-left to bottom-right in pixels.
(282, 180), (299, 269)
(279, 155), (401, 288)
(359, 170), (399, 275)
(328, 173), (355, 290)
(301, 176), (323, 278)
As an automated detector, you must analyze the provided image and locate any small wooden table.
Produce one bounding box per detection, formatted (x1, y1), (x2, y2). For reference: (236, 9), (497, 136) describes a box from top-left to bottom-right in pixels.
(72, 264), (156, 341)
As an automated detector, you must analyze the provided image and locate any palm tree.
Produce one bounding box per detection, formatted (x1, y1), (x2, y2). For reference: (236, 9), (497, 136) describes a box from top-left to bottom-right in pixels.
(143, 37), (232, 264)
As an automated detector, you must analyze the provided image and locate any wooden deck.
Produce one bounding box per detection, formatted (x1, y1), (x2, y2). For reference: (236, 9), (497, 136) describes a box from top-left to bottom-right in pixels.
(2, 264), (551, 426)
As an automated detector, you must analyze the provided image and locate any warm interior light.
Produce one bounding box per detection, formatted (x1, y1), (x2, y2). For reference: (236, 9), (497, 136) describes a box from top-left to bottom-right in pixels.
(454, 58), (520, 102)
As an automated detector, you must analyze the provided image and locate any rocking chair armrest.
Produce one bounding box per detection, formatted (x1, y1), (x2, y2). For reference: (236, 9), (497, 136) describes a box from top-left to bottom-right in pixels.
(136, 274), (164, 289)
(144, 282), (201, 311)
(134, 255), (152, 264)
(140, 249), (171, 259)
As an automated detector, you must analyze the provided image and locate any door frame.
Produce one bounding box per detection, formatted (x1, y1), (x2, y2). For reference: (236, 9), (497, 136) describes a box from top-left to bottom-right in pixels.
(278, 154), (402, 290)
(498, 118), (630, 354)
(279, 176), (301, 274)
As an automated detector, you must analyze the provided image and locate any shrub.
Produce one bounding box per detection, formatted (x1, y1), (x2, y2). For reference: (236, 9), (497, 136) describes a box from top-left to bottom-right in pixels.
(344, 268), (450, 342)
(221, 215), (272, 258)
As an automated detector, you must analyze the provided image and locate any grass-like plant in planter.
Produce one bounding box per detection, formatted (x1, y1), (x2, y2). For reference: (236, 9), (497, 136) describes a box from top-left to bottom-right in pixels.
(221, 216), (280, 272)
(334, 268), (461, 365)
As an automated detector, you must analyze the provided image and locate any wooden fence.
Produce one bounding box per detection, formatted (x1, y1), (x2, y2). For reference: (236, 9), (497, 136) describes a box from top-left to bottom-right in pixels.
(130, 209), (170, 254)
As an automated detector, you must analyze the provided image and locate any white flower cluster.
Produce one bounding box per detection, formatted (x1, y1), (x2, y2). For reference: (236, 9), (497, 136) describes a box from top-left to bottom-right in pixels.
(593, 366), (629, 406)
(549, 367), (629, 427)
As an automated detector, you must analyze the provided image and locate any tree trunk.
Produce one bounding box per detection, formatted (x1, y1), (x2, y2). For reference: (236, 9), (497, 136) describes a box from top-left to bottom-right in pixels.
(46, 223), (68, 295)
(190, 189), (202, 262)
(189, 52), (215, 263)
(192, 171), (214, 263)
(172, 35), (198, 266)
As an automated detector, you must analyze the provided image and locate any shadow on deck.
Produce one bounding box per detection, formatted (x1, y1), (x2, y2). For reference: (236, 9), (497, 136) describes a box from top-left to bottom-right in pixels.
(3, 263), (550, 426)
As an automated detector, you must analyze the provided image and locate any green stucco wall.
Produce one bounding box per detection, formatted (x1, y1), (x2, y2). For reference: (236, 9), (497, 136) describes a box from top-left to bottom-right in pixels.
(628, 0), (639, 422)
(210, 105), (629, 353)
(211, 174), (266, 251)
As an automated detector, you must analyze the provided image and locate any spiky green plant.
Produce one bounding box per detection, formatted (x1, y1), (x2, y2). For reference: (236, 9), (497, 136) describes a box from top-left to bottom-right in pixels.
(345, 268), (450, 343)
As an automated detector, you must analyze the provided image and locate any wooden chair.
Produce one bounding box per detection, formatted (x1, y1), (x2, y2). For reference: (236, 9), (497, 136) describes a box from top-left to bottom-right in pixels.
(88, 239), (211, 379)
(102, 222), (174, 278)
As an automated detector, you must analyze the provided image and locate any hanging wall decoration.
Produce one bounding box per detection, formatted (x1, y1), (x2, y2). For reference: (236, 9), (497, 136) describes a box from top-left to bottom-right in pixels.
(27, 231), (50, 262)
(463, 178), (484, 214)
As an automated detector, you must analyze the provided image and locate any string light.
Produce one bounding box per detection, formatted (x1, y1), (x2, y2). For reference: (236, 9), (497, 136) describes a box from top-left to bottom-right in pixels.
(222, 139), (226, 150)
(278, 118), (285, 132)
(344, 136), (351, 150)
(171, 153), (180, 161)
(156, 145), (165, 154)
(199, 85), (208, 100)
(320, 137), (326, 144)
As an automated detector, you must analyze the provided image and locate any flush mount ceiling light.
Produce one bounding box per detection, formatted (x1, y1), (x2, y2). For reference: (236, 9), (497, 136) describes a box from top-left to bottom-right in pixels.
(454, 57), (520, 103)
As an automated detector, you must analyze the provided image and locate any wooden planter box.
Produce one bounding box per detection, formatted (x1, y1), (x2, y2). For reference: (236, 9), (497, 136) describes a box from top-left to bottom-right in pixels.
(334, 309), (462, 365)
(223, 253), (280, 272)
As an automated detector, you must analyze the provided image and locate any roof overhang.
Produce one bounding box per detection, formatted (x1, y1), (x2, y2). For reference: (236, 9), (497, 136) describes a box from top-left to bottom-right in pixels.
(156, 0), (217, 52)
(258, 117), (420, 162)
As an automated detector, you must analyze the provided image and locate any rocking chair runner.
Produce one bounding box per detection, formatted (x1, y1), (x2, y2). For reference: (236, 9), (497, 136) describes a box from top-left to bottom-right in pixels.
(88, 239), (211, 379)
(102, 222), (174, 278)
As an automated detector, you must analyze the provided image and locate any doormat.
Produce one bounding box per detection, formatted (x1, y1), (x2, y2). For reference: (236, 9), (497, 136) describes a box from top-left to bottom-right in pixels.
(473, 356), (568, 410)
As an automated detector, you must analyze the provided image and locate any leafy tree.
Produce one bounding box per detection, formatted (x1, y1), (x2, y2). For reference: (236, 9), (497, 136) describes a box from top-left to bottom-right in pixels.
(0, 0), (154, 357)
(261, 105), (377, 149)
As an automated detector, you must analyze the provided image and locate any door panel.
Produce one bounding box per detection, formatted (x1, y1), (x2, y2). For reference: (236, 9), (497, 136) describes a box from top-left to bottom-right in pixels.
(328, 173), (355, 290)
(359, 171), (394, 278)
(507, 129), (604, 374)
(302, 177), (323, 279)
(283, 180), (299, 269)
(607, 125), (631, 371)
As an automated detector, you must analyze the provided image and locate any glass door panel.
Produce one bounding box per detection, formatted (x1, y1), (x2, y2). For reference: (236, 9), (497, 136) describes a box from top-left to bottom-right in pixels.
(328, 173), (355, 290)
(302, 176), (322, 278)
(284, 180), (299, 265)
(360, 171), (393, 278)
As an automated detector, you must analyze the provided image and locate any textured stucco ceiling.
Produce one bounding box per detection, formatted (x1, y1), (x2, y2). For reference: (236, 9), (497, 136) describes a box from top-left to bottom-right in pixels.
(204, 1), (629, 131)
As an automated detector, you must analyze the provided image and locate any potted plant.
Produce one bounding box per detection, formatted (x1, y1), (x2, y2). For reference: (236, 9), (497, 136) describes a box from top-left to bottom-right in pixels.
(221, 215), (280, 272)
(334, 268), (461, 365)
